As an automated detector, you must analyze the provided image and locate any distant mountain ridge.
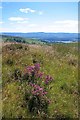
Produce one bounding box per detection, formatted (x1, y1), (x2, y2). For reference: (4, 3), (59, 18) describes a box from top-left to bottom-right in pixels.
(1, 32), (78, 43)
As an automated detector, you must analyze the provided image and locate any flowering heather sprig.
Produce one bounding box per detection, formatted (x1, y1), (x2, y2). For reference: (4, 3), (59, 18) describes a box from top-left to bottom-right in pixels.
(35, 72), (44, 79)
(24, 63), (53, 107)
(23, 63), (54, 115)
(27, 66), (35, 73)
(34, 63), (40, 72)
(25, 63), (40, 74)
(31, 84), (47, 96)
(38, 72), (44, 78)
(45, 75), (53, 85)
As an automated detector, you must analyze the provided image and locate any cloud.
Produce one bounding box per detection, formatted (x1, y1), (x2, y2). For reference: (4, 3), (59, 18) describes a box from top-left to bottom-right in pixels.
(19, 8), (36, 13)
(54, 20), (78, 26)
(9, 17), (28, 21)
(0, 21), (3, 24)
(1, 20), (78, 33)
(17, 21), (28, 24)
(9, 17), (29, 24)
(19, 8), (43, 15)
(38, 11), (43, 15)
(28, 24), (37, 27)
(48, 20), (78, 33)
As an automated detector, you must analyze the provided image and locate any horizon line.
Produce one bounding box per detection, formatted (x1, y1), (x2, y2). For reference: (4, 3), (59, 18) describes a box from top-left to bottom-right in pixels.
(0, 32), (78, 34)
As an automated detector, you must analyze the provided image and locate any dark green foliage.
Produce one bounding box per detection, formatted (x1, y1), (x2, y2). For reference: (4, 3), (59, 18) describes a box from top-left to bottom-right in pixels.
(33, 59), (38, 64)
(2, 35), (45, 45)
(13, 68), (22, 80)
(30, 71), (35, 83)
(28, 95), (40, 113)
(22, 73), (29, 81)
(28, 95), (48, 115)
(2, 35), (26, 43)
(6, 59), (14, 66)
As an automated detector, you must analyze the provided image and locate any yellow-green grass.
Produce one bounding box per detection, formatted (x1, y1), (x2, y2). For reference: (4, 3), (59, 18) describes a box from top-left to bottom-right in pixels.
(2, 43), (78, 118)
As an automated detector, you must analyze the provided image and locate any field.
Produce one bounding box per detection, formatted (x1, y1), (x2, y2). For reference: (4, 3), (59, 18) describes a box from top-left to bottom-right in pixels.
(2, 42), (78, 119)
(0, 40), (2, 120)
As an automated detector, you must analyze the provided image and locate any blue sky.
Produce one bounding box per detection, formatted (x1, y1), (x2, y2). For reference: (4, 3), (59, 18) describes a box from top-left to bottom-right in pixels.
(0, 2), (78, 33)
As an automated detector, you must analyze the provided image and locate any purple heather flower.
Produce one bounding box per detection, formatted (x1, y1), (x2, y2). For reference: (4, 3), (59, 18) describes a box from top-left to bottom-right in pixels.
(34, 84), (38, 89)
(42, 91), (47, 95)
(34, 63), (40, 71)
(45, 75), (53, 84)
(31, 84), (47, 96)
(39, 87), (43, 91)
(32, 90), (36, 95)
(35, 72), (44, 80)
(38, 72), (44, 78)
(27, 66), (35, 73)
(25, 64), (53, 103)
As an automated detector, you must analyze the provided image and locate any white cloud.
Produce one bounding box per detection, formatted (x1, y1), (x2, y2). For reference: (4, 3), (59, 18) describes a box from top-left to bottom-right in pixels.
(54, 20), (78, 26)
(48, 20), (78, 33)
(19, 8), (43, 15)
(17, 21), (28, 24)
(1, 20), (78, 33)
(19, 8), (36, 13)
(9, 17), (29, 24)
(0, 21), (3, 24)
(38, 11), (43, 15)
(29, 24), (37, 27)
(9, 17), (28, 21)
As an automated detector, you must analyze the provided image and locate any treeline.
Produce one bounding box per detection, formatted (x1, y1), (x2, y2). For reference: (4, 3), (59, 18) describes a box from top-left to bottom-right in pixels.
(0, 35), (49, 45)
(1, 35), (26, 43)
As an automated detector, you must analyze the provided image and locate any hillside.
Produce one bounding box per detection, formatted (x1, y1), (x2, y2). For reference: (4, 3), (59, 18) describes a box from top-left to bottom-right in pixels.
(1, 35), (46, 45)
(2, 42), (78, 119)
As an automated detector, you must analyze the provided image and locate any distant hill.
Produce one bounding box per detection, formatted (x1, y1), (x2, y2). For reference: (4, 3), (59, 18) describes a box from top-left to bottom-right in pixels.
(1, 35), (46, 45)
(1, 32), (78, 43)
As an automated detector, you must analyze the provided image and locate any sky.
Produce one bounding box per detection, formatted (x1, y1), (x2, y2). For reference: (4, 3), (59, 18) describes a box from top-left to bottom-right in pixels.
(1, 0), (79, 2)
(0, 2), (78, 33)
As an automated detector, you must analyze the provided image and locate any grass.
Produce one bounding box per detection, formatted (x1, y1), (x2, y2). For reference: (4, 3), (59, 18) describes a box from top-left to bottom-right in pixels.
(2, 42), (78, 119)
(0, 41), (2, 119)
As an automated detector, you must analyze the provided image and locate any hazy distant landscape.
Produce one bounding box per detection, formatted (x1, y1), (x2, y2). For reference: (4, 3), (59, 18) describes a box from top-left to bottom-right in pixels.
(1, 32), (78, 43)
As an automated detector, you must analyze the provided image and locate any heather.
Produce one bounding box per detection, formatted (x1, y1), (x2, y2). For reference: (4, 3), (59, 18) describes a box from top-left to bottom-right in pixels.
(2, 42), (78, 118)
